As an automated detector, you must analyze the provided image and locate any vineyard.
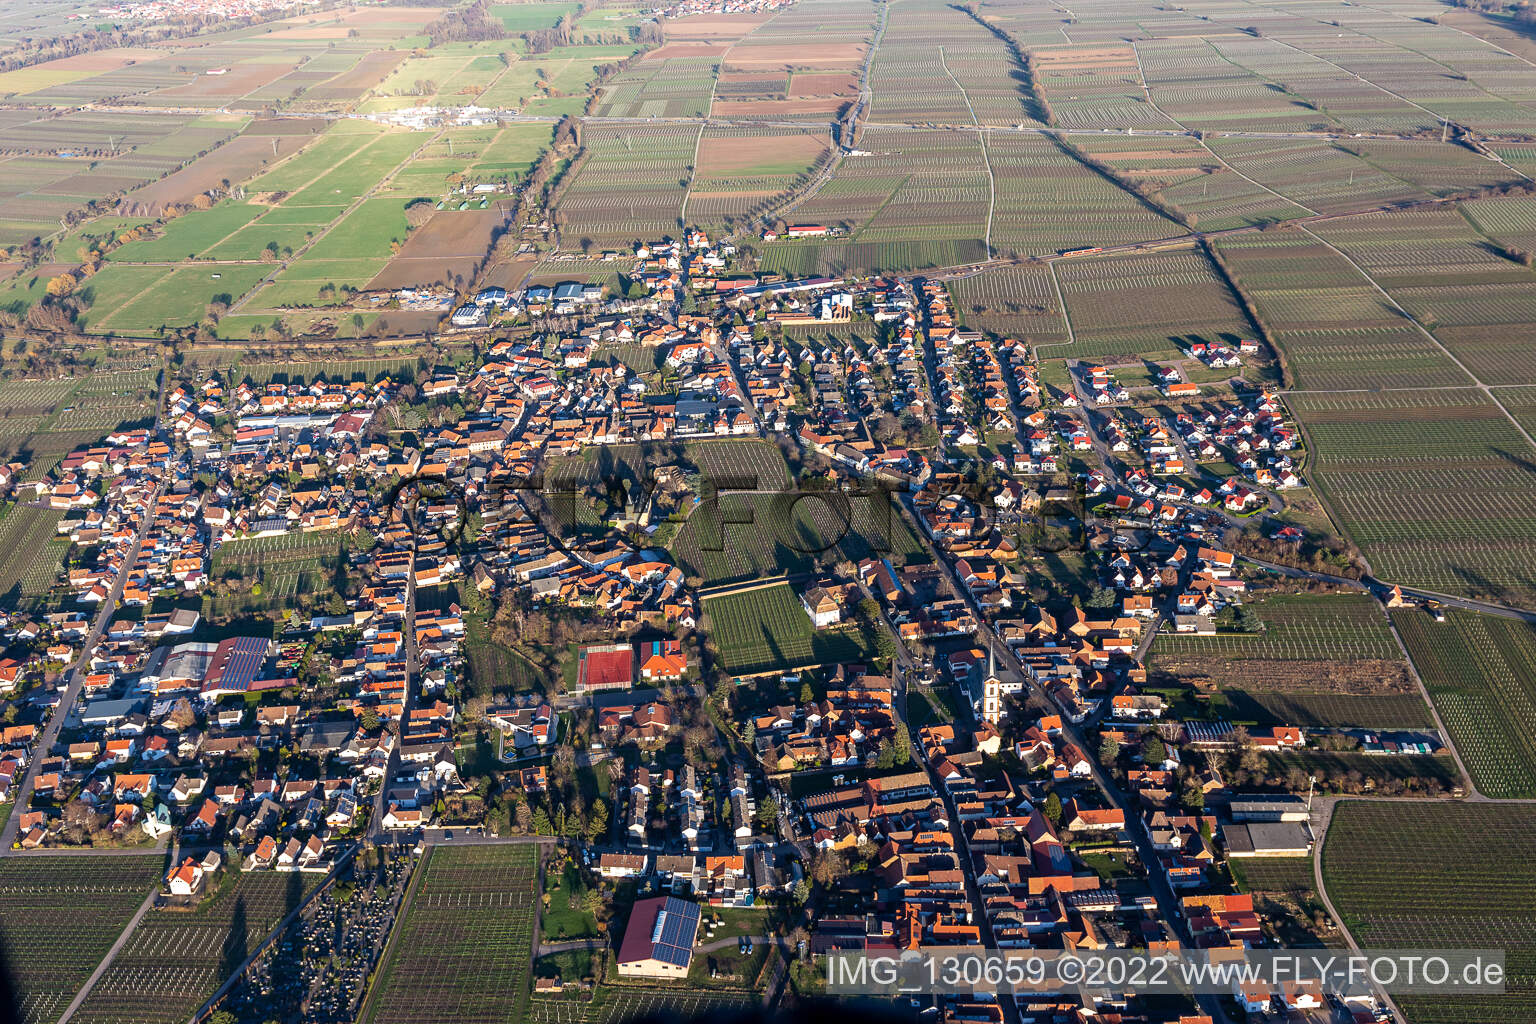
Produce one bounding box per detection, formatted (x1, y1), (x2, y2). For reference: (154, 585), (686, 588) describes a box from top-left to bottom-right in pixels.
(949, 264), (1070, 345)
(465, 638), (548, 700)
(1149, 593), (1428, 729)
(670, 490), (924, 586)
(1393, 607), (1536, 799)
(529, 985), (757, 1024)
(364, 844), (540, 1024)
(867, 0), (1037, 127)
(0, 503), (66, 605)
(593, 55), (718, 119)
(554, 124), (697, 246)
(1214, 232), (1470, 392)
(208, 529), (352, 615)
(702, 581), (876, 676)
(72, 871), (316, 1024)
(1288, 388), (1536, 609)
(0, 854), (163, 1024)
(1323, 801), (1536, 1024)
(1048, 247), (1251, 362)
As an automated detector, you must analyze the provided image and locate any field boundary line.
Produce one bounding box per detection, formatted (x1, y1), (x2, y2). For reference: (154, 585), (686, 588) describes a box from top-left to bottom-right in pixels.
(356, 846), (431, 1024)
(1037, 260), (1077, 356)
(1128, 41), (1187, 132)
(229, 126), (444, 315)
(936, 45), (993, 259)
(56, 880), (161, 1024)
(1297, 223), (1536, 455)
(1265, 35), (1442, 125)
(183, 850), (358, 1024)
(1313, 800), (1407, 1024)
(1383, 611), (1480, 799)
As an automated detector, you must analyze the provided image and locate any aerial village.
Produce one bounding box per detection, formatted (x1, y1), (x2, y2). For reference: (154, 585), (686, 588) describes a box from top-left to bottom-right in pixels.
(0, 224), (1422, 1024)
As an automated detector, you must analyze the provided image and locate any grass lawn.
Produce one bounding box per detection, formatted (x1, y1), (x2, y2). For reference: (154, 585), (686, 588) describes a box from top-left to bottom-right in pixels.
(300, 196), (410, 261)
(542, 858), (600, 940)
(92, 264), (269, 332)
(109, 202), (264, 262)
(1079, 850), (1134, 881)
(697, 906), (771, 944)
(491, 1), (580, 31)
(536, 948), (597, 980)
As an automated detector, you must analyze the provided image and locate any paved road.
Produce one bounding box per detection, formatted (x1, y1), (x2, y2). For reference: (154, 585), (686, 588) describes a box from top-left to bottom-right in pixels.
(895, 495), (1236, 1024)
(1, 363), (167, 854)
(369, 575), (417, 842)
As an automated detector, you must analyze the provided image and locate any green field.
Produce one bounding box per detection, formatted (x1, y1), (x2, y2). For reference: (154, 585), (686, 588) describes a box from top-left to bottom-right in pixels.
(365, 844), (540, 1024)
(1323, 802), (1536, 1024)
(703, 581), (877, 676)
(0, 855), (163, 1024)
(1393, 607), (1536, 799)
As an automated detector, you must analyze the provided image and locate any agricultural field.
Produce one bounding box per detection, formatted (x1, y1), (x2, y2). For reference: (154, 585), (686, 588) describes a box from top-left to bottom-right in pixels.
(364, 844), (540, 1024)
(1214, 231), (1477, 392)
(71, 871), (318, 1024)
(1323, 801), (1536, 1024)
(670, 489), (923, 585)
(1288, 388), (1536, 609)
(762, 126), (992, 275)
(465, 638), (549, 700)
(701, 581), (877, 676)
(529, 985), (757, 1024)
(1227, 854), (1337, 951)
(553, 123), (697, 246)
(1067, 135), (1309, 232)
(207, 530), (352, 617)
(1307, 208), (1536, 388)
(1047, 247), (1252, 363)
(0, 503), (66, 605)
(593, 54), (719, 119)
(685, 124), (829, 231)
(0, 112), (248, 246)
(1393, 607), (1536, 799)
(0, 854), (163, 1024)
(867, 0), (1039, 127)
(475, 42), (640, 113)
(0, 376), (77, 457)
(1149, 592), (1430, 729)
(361, 47), (516, 114)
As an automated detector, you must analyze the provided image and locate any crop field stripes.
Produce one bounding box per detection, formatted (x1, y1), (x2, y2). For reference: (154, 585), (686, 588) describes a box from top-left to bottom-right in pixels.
(229, 126), (444, 315)
(937, 45), (993, 259)
(1322, 801), (1536, 1023)
(0, 855), (162, 1024)
(1297, 223), (1536, 456)
(1393, 607), (1536, 799)
(1127, 42), (1187, 133)
(1041, 260), (1076, 353)
(679, 121), (707, 227)
(1263, 34), (1444, 126)
(363, 844), (540, 1024)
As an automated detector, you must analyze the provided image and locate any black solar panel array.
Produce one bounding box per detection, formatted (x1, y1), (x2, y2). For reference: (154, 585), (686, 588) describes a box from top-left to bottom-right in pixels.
(650, 896), (700, 967)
